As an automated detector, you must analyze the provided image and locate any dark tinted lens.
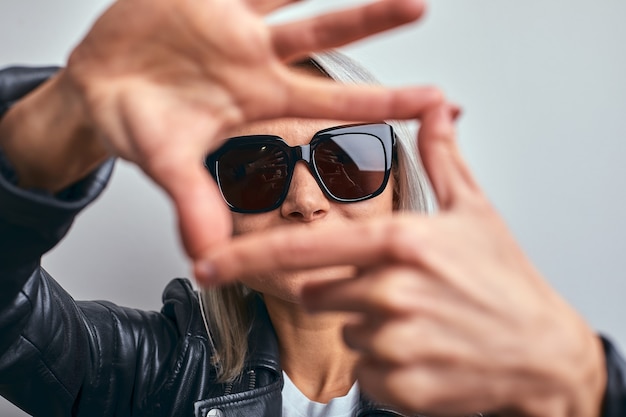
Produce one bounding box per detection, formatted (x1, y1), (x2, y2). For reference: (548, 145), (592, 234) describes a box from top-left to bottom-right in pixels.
(216, 143), (289, 211)
(313, 134), (386, 200)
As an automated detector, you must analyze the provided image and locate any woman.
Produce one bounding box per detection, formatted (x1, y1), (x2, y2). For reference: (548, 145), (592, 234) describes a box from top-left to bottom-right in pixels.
(3, 50), (624, 417)
(0, 50), (447, 417)
(197, 54), (624, 417)
(2, 1), (625, 416)
(1, 0), (454, 415)
(199, 51), (435, 403)
(0, 47), (446, 416)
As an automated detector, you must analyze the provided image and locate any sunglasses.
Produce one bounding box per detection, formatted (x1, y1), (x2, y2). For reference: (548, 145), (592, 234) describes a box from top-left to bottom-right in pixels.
(205, 123), (396, 213)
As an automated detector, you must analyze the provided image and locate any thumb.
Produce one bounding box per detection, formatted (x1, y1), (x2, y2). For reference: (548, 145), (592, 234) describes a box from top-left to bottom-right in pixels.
(417, 103), (478, 210)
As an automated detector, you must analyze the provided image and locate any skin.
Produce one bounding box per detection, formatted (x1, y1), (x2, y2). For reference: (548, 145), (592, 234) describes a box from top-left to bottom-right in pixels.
(225, 117), (395, 402)
(3, 0), (604, 414)
(0, 0), (445, 263)
(203, 105), (607, 417)
(0, 0), (447, 409)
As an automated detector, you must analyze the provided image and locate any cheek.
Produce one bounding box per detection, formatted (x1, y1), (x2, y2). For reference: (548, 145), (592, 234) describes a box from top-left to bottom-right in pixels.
(377, 184), (395, 214)
(343, 179), (395, 218)
(231, 212), (275, 236)
(368, 173), (395, 214)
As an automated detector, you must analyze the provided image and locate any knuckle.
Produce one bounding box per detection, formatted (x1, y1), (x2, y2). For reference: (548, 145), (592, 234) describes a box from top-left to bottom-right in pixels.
(383, 218), (421, 263)
(368, 268), (422, 316)
(341, 324), (364, 351)
(389, 0), (427, 23)
(430, 113), (456, 141)
(385, 324), (428, 364)
(422, 85), (446, 105)
(370, 283), (406, 315)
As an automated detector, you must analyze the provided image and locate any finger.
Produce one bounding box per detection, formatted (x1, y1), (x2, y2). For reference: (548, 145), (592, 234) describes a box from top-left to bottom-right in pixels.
(356, 360), (490, 415)
(145, 152), (232, 260)
(272, 0), (426, 61)
(343, 317), (454, 366)
(281, 73), (444, 122)
(197, 216), (425, 285)
(302, 266), (431, 315)
(245, 0), (298, 14)
(417, 103), (480, 209)
(354, 360), (417, 413)
(343, 312), (486, 370)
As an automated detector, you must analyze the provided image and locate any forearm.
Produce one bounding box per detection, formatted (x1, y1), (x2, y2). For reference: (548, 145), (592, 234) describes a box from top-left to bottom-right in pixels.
(0, 66), (114, 305)
(0, 67), (110, 192)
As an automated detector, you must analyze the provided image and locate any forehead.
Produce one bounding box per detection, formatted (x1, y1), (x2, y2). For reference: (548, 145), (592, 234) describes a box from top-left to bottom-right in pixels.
(224, 117), (354, 146)
(221, 60), (351, 146)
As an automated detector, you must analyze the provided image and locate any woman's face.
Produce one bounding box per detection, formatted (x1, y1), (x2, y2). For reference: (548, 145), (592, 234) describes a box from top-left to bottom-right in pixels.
(226, 117), (395, 304)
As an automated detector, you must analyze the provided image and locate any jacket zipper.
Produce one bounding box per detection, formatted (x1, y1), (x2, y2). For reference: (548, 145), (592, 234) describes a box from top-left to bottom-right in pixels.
(247, 369), (256, 390)
(223, 369), (256, 396)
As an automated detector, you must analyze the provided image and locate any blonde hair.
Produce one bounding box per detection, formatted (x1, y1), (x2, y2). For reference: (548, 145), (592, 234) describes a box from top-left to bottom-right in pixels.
(200, 51), (435, 382)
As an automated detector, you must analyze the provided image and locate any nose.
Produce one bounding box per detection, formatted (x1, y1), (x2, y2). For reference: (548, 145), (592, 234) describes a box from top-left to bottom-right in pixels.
(280, 162), (330, 222)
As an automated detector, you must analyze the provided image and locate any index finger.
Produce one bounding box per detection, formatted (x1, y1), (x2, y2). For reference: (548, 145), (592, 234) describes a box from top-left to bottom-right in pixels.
(195, 215), (424, 285)
(281, 76), (444, 124)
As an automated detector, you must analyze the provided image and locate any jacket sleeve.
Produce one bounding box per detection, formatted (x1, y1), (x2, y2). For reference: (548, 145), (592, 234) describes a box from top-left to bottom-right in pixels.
(600, 336), (626, 417)
(0, 67), (181, 417)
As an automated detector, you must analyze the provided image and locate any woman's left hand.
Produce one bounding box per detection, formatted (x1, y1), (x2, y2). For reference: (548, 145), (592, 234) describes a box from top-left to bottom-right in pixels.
(203, 104), (607, 417)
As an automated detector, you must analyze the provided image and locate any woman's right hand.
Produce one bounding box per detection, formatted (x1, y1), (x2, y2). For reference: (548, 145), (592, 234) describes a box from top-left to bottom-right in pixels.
(202, 103), (607, 417)
(0, 0), (446, 261)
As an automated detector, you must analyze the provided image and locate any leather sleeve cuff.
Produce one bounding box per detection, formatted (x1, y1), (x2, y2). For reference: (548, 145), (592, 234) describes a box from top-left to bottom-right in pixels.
(0, 65), (114, 307)
(0, 66), (60, 116)
(0, 66), (61, 186)
(600, 335), (626, 417)
(0, 65), (115, 203)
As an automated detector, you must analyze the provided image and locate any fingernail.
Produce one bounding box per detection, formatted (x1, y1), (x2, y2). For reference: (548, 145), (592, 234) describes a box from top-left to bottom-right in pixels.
(450, 103), (463, 121)
(194, 260), (217, 285)
(300, 284), (323, 313)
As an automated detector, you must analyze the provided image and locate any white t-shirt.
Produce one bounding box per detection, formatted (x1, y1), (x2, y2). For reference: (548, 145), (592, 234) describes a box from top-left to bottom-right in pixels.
(282, 372), (359, 417)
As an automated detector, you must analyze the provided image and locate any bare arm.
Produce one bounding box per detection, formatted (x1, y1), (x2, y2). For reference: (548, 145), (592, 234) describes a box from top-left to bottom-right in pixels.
(0, 69), (108, 192)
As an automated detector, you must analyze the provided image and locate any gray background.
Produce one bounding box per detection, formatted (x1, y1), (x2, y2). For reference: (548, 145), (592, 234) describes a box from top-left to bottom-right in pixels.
(1, 0), (625, 415)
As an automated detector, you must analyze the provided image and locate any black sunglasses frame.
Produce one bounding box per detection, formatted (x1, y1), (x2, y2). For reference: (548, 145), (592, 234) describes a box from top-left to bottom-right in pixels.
(205, 123), (396, 214)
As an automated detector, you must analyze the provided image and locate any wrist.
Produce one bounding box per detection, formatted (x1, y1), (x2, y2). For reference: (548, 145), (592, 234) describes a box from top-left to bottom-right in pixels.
(564, 332), (606, 417)
(0, 69), (110, 192)
(514, 314), (607, 417)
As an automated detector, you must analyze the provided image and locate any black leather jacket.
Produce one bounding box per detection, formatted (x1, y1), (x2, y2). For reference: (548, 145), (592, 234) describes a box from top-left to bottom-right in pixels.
(0, 67), (625, 417)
